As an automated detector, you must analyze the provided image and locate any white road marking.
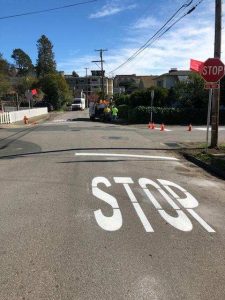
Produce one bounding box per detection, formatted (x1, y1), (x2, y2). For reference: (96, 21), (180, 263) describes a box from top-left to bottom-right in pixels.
(154, 127), (172, 132)
(133, 203), (154, 232)
(195, 127), (225, 131)
(114, 177), (154, 232)
(75, 153), (179, 161)
(92, 177), (123, 231)
(91, 176), (216, 233)
(187, 209), (215, 233)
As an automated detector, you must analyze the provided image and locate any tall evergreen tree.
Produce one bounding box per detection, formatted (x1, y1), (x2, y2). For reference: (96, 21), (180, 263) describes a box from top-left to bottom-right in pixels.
(36, 35), (56, 77)
(11, 48), (33, 75)
(0, 54), (11, 97)
(0, 53), (10, 75)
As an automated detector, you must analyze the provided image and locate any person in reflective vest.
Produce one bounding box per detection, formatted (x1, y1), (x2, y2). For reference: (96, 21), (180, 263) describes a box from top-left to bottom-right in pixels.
(103, 105), (111, 122)
(112, 106), (118, 121)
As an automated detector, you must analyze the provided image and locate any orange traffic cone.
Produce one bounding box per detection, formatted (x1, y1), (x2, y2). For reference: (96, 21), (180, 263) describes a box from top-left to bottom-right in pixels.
(188, 124), (192, 131)
(151, 122), (155, 129)
(148, 122), (152, 129)
(160, 123), (165, 131)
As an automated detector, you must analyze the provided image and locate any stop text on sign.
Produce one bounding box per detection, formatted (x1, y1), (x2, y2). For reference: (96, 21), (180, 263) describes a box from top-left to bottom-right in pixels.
(91, 177), (215, 233)
(200, 58), (225, 82)
(202, 65), (224, 76)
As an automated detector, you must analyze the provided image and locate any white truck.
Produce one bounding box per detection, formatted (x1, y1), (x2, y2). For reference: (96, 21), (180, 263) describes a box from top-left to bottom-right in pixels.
(71, 98), (85, 111)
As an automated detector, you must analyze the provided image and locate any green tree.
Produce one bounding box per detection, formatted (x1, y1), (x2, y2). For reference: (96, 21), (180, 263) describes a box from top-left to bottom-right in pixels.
(174, 73), (208, 108)
(0, 74), (11, 97)
(0, 53), (10, 75)
(0, 54), (12, 99)
(72, 71), (79, 77)
(36, 35), (56, 77)
(128, 87), (168, 108)
(39, 73), (71, 109)
(119, 79), (138, 94)
(11, 48), (33, 75)
(220, 76), (225, 107)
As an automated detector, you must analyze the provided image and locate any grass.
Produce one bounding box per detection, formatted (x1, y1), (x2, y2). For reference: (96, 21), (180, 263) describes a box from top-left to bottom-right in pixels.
(190, 145), (225, 173)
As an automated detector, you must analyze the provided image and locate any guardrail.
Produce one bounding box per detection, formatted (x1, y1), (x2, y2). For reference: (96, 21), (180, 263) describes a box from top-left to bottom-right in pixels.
(0, 107), (48, 124)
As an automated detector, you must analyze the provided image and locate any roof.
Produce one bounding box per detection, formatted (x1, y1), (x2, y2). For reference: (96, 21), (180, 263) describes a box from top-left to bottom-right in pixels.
(155, 70), (192, 79)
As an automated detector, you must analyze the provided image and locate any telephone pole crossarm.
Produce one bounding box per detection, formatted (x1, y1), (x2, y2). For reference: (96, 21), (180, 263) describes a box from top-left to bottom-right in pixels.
(92, 49), (108, 99)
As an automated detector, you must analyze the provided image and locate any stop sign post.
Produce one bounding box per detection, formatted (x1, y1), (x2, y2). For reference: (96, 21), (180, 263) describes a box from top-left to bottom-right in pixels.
(198, 58), (225, 150)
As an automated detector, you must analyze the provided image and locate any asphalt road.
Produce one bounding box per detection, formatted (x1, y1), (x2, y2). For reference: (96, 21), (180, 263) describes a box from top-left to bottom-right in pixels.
(0, 110), (225, 300)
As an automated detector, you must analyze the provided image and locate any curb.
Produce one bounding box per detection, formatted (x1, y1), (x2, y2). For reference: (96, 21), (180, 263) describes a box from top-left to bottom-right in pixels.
(182, 152), (225, 180)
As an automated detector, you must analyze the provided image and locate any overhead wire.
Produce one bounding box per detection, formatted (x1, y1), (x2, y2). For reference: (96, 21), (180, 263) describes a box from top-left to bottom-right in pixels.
(0, 0), (98, 20)
(109, 0), (205, 74)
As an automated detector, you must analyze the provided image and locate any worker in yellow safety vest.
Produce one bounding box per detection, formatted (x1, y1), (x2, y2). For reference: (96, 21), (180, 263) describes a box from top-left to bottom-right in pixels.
(103, 105), (111, 122)
(111, 106), (118, 121)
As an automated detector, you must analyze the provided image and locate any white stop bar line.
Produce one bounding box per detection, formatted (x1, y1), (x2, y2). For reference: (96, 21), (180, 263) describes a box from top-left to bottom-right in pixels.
(75, 152), (179, 161)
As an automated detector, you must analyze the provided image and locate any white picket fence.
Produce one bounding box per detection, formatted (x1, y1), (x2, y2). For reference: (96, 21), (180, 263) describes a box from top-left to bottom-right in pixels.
(0, 108), (48, 124)
(0, 112), (10, 124)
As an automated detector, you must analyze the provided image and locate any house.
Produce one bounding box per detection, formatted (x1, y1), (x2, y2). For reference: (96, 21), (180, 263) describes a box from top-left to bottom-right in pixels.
(113, 74), (157, 94)
(64, 70), (113, 100)
(154, 68), (192, 89)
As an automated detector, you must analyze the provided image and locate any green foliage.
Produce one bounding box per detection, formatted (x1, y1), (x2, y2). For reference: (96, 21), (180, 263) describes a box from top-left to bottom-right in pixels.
(13, 76), (38, 96)
(39, 73), (71, 109)
(119, 79), (138, 94)
(153, 87), (169, 106)
(11, 48), (33, 75)
(118, 104), (129, 120)
(0, 54), (12, 96)
(126, 106), (219, 125)
(0, 53), (10, 75)
(36, 35), (56, 77)
(220, 76), (225, 107)
(127, 87), (169, 108)
(114, 94), (130, 106)
(173, 73), (208, 108)
(72, 71), (79, 77)
(0, 73), (11, 96)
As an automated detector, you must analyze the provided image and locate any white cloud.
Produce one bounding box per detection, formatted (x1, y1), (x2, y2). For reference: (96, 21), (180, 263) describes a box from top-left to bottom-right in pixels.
(60, 0), (224, 76)
(89, 1), (136, 19)
(132, 17), (160, 30)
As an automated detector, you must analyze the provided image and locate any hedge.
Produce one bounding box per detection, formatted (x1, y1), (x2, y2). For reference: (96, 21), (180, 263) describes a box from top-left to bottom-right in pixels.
(119, 106), (225, 125)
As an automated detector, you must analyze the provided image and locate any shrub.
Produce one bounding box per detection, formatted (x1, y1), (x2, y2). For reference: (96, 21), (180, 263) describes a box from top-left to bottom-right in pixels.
(126, 106), (222, 125)
(118, 104), (129, 120)
(114, 94), (130, 106)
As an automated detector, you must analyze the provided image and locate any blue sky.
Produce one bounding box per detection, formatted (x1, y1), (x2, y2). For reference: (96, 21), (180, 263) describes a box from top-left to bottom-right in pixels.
(0, 0), (223, 76)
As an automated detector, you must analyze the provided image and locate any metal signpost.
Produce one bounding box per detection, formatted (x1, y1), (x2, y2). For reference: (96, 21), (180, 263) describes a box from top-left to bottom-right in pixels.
(150, 90), (154, 123)
(25, 90), (33, 112)
(200, 58), (225, 151)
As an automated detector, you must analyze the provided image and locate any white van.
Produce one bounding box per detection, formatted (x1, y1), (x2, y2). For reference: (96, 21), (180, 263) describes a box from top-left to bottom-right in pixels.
(71, 98), (85, 111)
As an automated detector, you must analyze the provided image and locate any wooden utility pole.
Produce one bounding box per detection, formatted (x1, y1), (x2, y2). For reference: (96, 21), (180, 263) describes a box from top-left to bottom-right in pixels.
(211, 0), (222, 148)
(92, 49), (107, 99)
(84, 67), (89, 107)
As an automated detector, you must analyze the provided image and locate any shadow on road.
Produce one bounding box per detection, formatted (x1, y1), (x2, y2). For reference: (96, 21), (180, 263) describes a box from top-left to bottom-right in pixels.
(67, 118), (91, 122)
(0, 146), (204, 160)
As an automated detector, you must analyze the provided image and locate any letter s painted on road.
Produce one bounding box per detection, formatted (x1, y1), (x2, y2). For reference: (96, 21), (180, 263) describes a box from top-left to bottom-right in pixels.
(92, 177), (122, 231)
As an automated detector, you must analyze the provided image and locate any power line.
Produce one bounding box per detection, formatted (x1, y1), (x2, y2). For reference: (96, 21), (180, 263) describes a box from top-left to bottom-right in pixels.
(109, 0), (205, 74)
(0, 0), (98, 20)
(123, 1), (194, 65)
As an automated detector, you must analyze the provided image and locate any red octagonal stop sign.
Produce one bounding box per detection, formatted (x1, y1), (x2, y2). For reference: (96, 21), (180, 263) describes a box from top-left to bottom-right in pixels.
(200, 58), (225, 82)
